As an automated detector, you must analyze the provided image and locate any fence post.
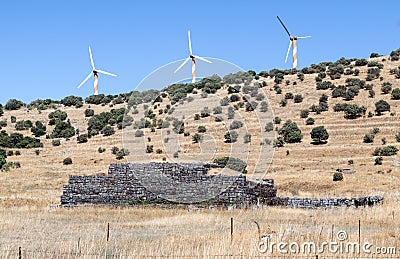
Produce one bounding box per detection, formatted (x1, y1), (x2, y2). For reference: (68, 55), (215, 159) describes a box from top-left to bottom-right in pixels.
(107, 222), (110, 242)
(358, 219), (361, 245)
(19, 247), (21, 259)
(230, 217), (233, 243)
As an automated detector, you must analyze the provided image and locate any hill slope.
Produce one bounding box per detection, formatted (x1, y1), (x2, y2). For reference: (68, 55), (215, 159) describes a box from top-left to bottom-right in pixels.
(1, 52), (400, 206)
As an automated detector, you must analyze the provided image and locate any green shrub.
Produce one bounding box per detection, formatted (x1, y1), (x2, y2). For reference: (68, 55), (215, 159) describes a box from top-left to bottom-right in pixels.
(31, 121), (47, 137)
(305, 117), (315, 125)
(293, 94), (303, 103)
(63, 157), (72, 165)
(245, 101), (258, 111)
(381, 82), (392, 94)
(98, 147), (106, 153)
(363, 134), (375, 143)
(333, 172), (343, 181)
(274, 117), (281, 124)
(265, 122), (274, 132)
(374, 156), (383, 165)
(213, 106), (222, 114)
(61, 96), (83, 108)
(224, 131), (238, 143)
(192, 133), (203, 143)
(300, 110), (309, 118)
(285, 92), (294, 99)
(101, 125), (115, 136)
(229, 120), (243, 130)
(227, 107), (235, 119)
(77, 134), (88, 143)
(260, 101), (269, 112)
(111, 146), (119, 154)
(373, 146), (399, 156)
(213, 157), (247, 174)
(244, 133), (251, 143)
(146, 145), (154, 153)
(5, 99), (25, 110)
(85, 109), (95, 117)
(51, 120), (75, 139)
(392, 88), (400, 100)
(52, 139), (61, 146)
(198, 126), (206, 133)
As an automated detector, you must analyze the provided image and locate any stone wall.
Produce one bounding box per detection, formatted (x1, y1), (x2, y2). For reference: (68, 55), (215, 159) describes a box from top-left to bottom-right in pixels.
(60, 162), (277, 207)
(60, 162), (384, 209)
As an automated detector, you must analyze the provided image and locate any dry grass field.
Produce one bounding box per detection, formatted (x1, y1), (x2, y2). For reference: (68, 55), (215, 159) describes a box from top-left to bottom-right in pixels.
(1, 54), (400, 257)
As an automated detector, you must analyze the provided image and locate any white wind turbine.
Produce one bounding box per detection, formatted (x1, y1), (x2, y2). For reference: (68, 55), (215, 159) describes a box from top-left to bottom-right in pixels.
(277, 16), (311, 70)
(174, 30), (212, 83)
(77, 46), (117, 95)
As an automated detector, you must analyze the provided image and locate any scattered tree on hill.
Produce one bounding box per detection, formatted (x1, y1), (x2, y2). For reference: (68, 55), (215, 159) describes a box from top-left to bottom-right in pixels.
(52, 139), (61, 146)
(305, 117), (315, 125)
(381, 82), (392, 94)
(116, 148), (129, 160)
(375, 100), (390, 115)
(265, 122), (274, 132)
(391, 88), (400, 100)
(85, 108), (95, 117)
(224, 130), (238, 143)
(101, 125), (115, 136)
(278, 120), (303, 143)
(77, 134), (88, 143)
(31, 121), (47, 137)
(192, 133), (203, 143)
(293, 94), (303, 103)
(244, 133), (251, 143)
(373, 146), (398, 156)
(198, 126), (206, 133)
(310, 126), (329, 144)
(230, 120), (243, 130)
(51, 120), (76, 139)
(4, 99), (25, 110)
(61, 96), (83, 108)
(363, 133), (375, 143)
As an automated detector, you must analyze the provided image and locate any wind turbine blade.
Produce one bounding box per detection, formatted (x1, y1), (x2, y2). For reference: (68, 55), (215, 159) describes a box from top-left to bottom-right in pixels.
(96, 69), (117, 77)
(188, 30), (193, 54)
(174, 58), (190, 73)
(297, 36), (312, 39)
(89, 46), (95, 70)
(194, 55), (212, 63)
(277, 16), (291, 37)
(285, 41), (292, 63)
(77, 72), (93, 88)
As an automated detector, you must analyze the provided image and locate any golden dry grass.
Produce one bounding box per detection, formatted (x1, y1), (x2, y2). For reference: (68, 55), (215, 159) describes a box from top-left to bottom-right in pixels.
(0, 197), (399, 257)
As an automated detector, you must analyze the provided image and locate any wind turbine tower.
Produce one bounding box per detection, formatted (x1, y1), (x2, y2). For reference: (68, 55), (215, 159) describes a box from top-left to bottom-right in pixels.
(77, 46), (117, 95)
(174, 30), (212, 83)
(277, 16), (311, 70)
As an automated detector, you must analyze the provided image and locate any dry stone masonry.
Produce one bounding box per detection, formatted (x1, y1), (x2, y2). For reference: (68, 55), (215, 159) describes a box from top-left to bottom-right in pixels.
(60, 162), (383, 208)
(61, 162), (277, 207)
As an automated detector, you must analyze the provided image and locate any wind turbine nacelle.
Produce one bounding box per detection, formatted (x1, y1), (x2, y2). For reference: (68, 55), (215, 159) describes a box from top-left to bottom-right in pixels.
(290, 36), (297, 41)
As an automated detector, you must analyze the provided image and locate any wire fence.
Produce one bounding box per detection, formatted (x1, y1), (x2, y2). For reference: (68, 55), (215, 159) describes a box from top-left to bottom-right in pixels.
(1, 248), (399, 259)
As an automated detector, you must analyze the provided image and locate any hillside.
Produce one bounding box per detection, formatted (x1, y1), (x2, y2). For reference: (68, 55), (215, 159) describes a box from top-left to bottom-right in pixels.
(1, 50), (400, 207)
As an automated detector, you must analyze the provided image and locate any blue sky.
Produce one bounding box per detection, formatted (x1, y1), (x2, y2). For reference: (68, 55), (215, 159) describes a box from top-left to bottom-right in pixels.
(0, 1), (399, 104)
